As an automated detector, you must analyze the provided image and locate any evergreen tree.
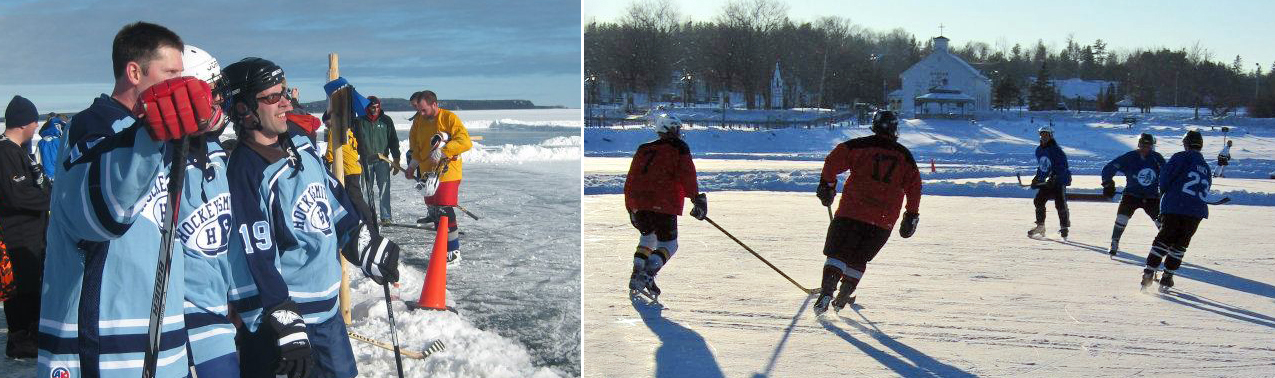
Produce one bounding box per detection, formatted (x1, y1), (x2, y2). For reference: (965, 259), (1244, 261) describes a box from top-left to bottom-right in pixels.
(993, 75), (1021, 111)
(1028, 62), (1056, 110)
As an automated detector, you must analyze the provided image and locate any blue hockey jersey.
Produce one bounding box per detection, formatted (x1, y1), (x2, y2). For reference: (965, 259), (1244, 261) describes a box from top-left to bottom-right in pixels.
(37, 95), (190, 378)
(1159, 150), (1211, 219)
(1101, 150), (1166, 199)
(1033, 140), (1072, 187)
(226, 132), (361, 331)
(180, 137), (256, 377)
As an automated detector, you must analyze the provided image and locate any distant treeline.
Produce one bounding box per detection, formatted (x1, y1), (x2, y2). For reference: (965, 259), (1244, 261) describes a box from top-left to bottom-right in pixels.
(2, 98), (564, 123)
(585, 0), (1275, 117)
(298, 98), (564, 113)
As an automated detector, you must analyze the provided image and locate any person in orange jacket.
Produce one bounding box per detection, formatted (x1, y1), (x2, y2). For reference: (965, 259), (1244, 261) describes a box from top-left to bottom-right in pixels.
(406, 90), (471, 262)
(622, 113), (706, 301)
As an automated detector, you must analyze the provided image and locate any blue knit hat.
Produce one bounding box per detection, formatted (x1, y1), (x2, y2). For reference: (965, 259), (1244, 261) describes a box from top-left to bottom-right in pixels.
(5, 95), (38, 128)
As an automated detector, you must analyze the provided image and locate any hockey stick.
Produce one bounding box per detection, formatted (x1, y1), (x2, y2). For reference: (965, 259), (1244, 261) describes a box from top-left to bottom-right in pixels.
(456, 205), (480, 221)
(704, 217), (818, 295)
(347, 331), (446, 359)
(382, 283), (405, 376)
(1205, 197), (1231, 205)
(142, 137), (190, 378)
(1015, 172), (1031, 187)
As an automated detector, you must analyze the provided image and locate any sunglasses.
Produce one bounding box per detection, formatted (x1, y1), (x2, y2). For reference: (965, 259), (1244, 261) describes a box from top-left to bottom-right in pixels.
(256, 87), (292, 105)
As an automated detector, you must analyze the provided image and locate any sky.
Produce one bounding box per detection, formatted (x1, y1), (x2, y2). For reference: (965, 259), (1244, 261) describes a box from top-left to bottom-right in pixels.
(584, 0), (1275, 74)
(0, 0), (582, 112)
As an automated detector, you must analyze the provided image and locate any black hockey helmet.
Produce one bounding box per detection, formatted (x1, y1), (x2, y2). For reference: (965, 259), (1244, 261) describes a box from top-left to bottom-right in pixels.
(220, 57), (285, 123)
(1182, 129), (1203, 150)
(872, 110), (899, 136)
(1138, 133), (1155, 146)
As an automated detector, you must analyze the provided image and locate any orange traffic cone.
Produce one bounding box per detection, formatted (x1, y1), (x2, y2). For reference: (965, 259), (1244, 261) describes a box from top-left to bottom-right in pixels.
(416, 215), (450, 311)
(930, 159), (936, 173)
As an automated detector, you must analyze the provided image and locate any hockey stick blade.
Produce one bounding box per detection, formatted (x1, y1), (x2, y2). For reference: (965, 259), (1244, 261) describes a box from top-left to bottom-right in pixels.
(1205, 197), (1231, 205)
(456, 205), (480, 221)
(347, 331), (446, 359)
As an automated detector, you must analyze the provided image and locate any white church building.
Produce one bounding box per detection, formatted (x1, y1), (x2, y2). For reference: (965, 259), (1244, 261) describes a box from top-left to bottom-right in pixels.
(889, 36), (991, 118)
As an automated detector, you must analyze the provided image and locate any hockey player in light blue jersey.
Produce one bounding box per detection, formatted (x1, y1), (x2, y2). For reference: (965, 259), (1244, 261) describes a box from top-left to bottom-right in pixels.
(221, 57), (401, 378)
(37, 22), (217, 378)
(176, 44), (257, 378)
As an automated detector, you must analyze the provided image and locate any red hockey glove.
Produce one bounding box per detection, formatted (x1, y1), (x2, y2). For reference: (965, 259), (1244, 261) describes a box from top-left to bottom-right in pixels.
(286, 113), (322, 135)
(139, 76), (213, 141)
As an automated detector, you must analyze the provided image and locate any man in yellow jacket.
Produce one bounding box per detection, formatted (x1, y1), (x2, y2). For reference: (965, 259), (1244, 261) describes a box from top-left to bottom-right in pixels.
(407, 90), (472, 262)
(325, 124), (378, 232)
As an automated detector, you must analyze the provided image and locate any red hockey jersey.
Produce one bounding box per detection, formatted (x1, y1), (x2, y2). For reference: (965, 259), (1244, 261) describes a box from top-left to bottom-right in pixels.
(822, 135), (922, 230)
(624, 138), (699, 215)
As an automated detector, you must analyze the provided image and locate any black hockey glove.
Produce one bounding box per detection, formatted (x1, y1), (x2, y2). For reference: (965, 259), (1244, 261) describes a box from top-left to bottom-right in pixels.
(690, 193), (708, 221)
(816, 180), (836, 207)
(266, 301), (313, 378)
(899, 212), (919, 238)
(342, 226), (401, 285)
(1102, 180), (1116, 198)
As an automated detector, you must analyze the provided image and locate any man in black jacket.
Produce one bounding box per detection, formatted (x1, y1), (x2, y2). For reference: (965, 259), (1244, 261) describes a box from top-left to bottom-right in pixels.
(0, 95), (51, 359)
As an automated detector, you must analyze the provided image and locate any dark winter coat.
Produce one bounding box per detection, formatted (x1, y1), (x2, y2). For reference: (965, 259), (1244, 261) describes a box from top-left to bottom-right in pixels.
(1160, 150), (1211, 219)
(1033, 139), (1072, 187)
(353, 111), (400, 164)
(0, 136), (50, 252)
(1101, 150), (1166, 199)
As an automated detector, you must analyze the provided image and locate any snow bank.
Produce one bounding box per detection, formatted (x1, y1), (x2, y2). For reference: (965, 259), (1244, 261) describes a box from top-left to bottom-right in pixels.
(394, 136), (582, 165)
(586, 110), (1275, 179)
(383, 109), (581, 131)
(583, 170), (1275, 206)
(346, 265), (566, 378)
(466, 119), (582, 130)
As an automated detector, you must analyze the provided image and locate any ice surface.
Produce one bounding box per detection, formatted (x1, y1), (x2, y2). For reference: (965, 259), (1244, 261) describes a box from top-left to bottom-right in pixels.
(582, 192), (1275, 377)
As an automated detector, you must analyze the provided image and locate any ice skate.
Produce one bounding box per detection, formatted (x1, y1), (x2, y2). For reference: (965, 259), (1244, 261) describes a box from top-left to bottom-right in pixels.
(813, 293), (833, 315)
(1027, 224), (1046, 239)
(1059, 227), (1069, 240)
(1159, 272), (1175, 292)
(1140, 270), (1156, 292)
(446, 249), (462, 265)
(1109, 240), (1119, 256)
(831, 291), (856, 312)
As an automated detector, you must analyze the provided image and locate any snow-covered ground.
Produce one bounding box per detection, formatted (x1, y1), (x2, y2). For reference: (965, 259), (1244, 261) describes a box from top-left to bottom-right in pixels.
(585, 110), (1275, 205)
(582, 192), (1275, 377)
(3, 109), (583, 377)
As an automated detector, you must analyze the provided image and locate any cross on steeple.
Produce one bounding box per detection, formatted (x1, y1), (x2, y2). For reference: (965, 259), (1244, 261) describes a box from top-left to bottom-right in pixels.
(939, 23), (945, 37)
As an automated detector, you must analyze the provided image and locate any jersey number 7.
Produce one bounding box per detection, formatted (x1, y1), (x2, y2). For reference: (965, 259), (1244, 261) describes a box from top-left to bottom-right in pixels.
(871, 154), (899, 183)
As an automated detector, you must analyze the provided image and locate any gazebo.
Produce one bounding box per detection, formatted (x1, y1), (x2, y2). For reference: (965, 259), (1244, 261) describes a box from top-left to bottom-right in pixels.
(914, 87), (975, 118)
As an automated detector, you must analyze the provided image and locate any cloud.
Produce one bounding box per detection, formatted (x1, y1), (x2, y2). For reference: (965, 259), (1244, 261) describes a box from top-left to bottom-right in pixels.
(0, 0), (582, 110)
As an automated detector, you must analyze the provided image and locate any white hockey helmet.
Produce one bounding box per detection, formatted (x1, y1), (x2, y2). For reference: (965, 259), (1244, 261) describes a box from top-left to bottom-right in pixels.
(653, 113), (682, 135)
(1038, 124), (1054, 134)
(182, 45), (225, 130)
(182, 45), (222, 85)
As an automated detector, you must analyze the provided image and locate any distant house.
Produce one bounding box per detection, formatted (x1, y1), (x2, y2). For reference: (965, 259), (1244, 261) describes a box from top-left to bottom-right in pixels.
(896, 36), (992, 118)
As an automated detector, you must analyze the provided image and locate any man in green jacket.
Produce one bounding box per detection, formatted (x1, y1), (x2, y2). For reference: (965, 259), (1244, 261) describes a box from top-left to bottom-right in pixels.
(354, 96), (401, 223)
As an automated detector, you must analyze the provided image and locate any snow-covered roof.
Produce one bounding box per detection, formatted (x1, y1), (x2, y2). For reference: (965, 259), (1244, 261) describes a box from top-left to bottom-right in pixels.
(916, 91), (975, 102)
(901, 37), (990, 83)
(1028, 78), (1118, 101)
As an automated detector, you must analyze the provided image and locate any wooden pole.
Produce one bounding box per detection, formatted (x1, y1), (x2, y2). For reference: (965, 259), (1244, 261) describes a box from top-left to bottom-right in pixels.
(329, 53), (353, 324)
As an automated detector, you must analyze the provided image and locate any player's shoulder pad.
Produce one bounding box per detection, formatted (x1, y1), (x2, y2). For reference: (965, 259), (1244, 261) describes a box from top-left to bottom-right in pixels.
(67, 95), (132, 145)
(666, 138), (691, 154)
(841, 136), (916, 166)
